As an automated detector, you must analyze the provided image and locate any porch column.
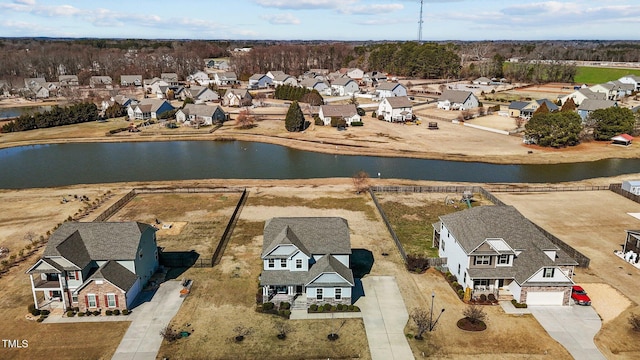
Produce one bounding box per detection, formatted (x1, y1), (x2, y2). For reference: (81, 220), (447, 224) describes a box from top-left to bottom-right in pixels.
(57, 275), (67, 310)
(288, 286), (294, 295)
(29, 274), (39, 310)
(262, 286), (268, 297)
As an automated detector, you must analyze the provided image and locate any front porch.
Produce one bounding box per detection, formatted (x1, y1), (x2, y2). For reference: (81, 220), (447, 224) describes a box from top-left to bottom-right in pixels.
(262, 285), (304, 306)
(28, 272), (70, 310)
(471, 278), (514, 301)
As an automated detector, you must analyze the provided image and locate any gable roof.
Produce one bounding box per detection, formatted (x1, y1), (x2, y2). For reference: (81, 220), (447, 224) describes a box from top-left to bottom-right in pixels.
(320, 104), (358, 118)
(44, 222), (154, 262)
(250, 73), (268, 81)
(180, 104), (224, 118)
(161, 73), (179, 82)
(305, 254), (354, 286)
(438, 89), (474, 103)
(578, 88), (606, 100)
(384, 96), (413, 108)
(439, 206), (577, 284)
(578, 99), (616, 111)
(332, 77), (356, 87)
(377, 82), (404, 91)
(509, 101), (529, 110)
(216, 72), (237, 80)
(135, 98), (174, 113)
(534, 99), (559, 112)
(262, 217), (351, 258)
(76, 260), (138, 293)
(263, 225), (311, 258)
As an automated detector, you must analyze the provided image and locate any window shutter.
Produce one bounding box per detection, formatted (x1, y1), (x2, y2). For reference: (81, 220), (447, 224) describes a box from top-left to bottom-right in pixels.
(75, 271), (80, 280)
(105, 295), (108, 307)
(115, 295), (119, 308)
(96, 296), (99, 307)
(85, 295), (89, 308)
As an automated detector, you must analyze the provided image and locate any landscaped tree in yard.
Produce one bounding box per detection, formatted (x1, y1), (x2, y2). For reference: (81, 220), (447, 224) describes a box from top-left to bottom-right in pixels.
(410, 308), (429, 340)
(235, 109), (255, 129)
(463, 305), (487, 325)
(590, 107), (636, 140)
(352, 170), (370, 194)
(524, 111), (582, 147)
(532, 101), (549, 116)
(560, 98), (576, 112)
(284, 101), (305, 132)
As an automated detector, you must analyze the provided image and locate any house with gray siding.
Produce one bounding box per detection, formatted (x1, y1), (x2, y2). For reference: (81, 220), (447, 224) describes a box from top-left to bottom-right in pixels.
(434, 206), (577, 306)
(26, 222), (159, 312)
(259, 217), (354, 308)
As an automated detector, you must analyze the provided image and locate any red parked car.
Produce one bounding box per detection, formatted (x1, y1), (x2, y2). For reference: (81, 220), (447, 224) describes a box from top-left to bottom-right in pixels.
(571, 285), (591, 306)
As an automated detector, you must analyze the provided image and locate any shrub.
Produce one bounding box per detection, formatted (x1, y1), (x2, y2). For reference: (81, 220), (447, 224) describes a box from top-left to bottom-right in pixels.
(31, 308), (41, 316)
(66, 310), (75, 317)
(336, 304), (345, 311)
(352, 306), (360, 312)
(330, 117), (339, 127)
(405, 333), (413, 339)
(347, 305), (354, 311)
(377, 115), (384, 120)
(73, 306), (79, 312)
(85, 310), (92, 316)
(511, 299), (528, 308)
(105, 310), (113, 316)
(407, 256), (430, 273)
(457, 289), (464, 299)
(463, 305), (487, 325)
(356, 107), (365, 116)
(27, 303), (36, 313)
(350, 121), (363, 126)
(479, 294), (487, 302)
(316, 306), (324, 313)
(314, 117), (324, 126)
(40, 309), (50, 316)
(452, 281), (459, 288)
(279, 302), (291, 310)
(77, 312), (85, 317)
(309, 304), (318, 312)
(283, 310), (291, 317)
(371, 111), (377, 118)
(330, 306), (337, 312)
(487, 294), (496, 302)
(93, 310), (100, 316)
(263, 302), (275, 311)
(629, 313), (640, 332)
(323, 303), (332, 312)
(36, 318), (44, 323)
(122, 309), (129, 315)
(113, 309), (120, 315)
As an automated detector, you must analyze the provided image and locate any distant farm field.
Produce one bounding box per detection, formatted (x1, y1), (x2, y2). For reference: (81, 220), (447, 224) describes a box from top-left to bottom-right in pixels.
(574, 66), (640, 84)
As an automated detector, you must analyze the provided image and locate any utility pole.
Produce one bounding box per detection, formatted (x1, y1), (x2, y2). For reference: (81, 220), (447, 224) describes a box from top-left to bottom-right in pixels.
(418, 0), (424, 43)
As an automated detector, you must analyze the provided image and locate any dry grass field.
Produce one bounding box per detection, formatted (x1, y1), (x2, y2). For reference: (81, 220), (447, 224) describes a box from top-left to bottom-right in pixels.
(497, 190), (640, 359)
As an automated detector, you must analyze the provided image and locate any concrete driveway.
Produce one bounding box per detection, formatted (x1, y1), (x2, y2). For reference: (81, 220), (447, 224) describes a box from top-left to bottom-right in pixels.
(529, 305), (605, 360)
(112, 280), (185, 360)
(356, 276), (414, 360)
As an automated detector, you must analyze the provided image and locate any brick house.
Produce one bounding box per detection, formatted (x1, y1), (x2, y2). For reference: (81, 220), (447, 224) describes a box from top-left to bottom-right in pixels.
(26, 222), (159, 312)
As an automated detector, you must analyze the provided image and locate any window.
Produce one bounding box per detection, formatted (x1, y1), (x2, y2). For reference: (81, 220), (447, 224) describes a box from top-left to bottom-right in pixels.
(107, 294), (117, 308)
(280, 259), (287, 267)
(441, 240), (445, 251)
(139, 251), (143, 259)
(457, 264), (461, 275)
(87, 294), (97, 308)
(296, 259), (303, 269)
(498, 254), (510, 265)
(543, 268), (555, 278)
(335, 288), (342, 300)
(72, 294), (78, 303)
(316, 289), (323, 300)
(475, 256), (491, 265)
(268, 259), (274, 268)
(68, 271), (76, 280)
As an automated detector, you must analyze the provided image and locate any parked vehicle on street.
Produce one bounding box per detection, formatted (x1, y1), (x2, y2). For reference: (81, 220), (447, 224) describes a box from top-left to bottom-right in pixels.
(571, 285), (591, 305)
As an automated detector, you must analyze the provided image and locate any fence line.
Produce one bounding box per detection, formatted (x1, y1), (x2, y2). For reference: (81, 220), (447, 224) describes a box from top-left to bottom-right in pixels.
(93, 190), (137, 222)
(212, 189), (248, 266)
(368, 188), (408, 264)
(609, 183), (640, 203)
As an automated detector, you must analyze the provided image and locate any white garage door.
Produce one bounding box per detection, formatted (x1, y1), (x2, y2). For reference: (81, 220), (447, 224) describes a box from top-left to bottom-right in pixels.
(526, 291), (565, 306)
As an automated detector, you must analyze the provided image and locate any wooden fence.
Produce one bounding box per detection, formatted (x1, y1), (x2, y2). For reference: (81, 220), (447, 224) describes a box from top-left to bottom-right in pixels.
(368, 188), (408, 264)
(212, 188), (248, 266)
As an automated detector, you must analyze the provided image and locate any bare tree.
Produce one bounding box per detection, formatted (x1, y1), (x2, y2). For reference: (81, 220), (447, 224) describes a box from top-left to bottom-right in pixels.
(352, 170), (370, 194)
(629, 313), (640, 332)
(160, 326), (180, 342)
(463, 305), (487, 325)
(235, 109), (255, 129)
(23, 231), (36, 244)
(233, 325), (253, 342)
(411, 308), (429, 340)
(274, 320), (294, 339)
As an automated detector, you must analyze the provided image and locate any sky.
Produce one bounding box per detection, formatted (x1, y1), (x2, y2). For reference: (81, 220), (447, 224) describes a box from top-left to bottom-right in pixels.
(1, 0), (639, 41)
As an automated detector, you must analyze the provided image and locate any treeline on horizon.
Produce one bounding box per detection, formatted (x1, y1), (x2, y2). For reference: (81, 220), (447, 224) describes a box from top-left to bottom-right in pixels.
(0, 102), (98, 133)
(1, 38), (639, 85)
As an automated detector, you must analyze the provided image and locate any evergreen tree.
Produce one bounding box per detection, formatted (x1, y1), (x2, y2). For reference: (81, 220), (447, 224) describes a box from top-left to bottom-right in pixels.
(591, 107), (635, 140)
(525, 111), (582, 147)
(561, 98), (577, 112)
(284, 101), (305, 132)
(533, 101), (550, 116)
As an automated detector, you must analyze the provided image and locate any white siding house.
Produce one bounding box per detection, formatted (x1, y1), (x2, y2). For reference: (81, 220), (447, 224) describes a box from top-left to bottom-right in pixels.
(435, 206), (577, 306)
(376, 82), (407, 98)
(622, 180), (640, 195)
(437, 90), (479, 111)
(377, 96), (413, 122)
(318, 104), (361, 126)
(330, 78), (359, 96)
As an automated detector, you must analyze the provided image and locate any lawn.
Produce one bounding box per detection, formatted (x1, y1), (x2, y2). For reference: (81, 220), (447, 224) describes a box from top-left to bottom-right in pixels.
(376, 192), (488, 258)
(574, 66), (640, 85)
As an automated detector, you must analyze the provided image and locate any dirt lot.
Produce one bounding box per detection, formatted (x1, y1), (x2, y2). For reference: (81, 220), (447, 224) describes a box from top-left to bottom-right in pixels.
(497, 190), (640, 359)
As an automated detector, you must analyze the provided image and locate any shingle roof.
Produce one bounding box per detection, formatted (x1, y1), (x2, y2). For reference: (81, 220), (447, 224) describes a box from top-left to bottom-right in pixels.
(161, 73), (178, 81)
(250, 73), (267, 81)
(578, 99), (616, 111)
(262, 217), (351, 256)
(509, 101), (529, 110)
(320, 104), (358, 117)
(332, 78), (355, 86)
(44, 222), (154, 261)
(439, 206), (577, 284)
(377, 82), (404, 91)
(578, 88), (606, 100)
(135, 98), (173, 113)
(384, 96), (413, 108)
(87, 260), (138, 292)
(438, 89), (473, 103)
(263, 225), (311, 258)
(180, 104), (223, 118)
(305, 254), (354, 286)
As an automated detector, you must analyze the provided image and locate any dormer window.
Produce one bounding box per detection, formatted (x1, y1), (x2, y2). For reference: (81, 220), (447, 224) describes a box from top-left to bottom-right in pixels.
(498, 254), (510, 265)
(543, 268), (555, 278)
(474, 255), (491, 265)
(296, 259), (303, 269)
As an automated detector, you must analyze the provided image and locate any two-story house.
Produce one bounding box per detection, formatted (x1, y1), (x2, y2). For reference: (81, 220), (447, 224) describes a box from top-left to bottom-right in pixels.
(376, 82), (407, 98)
(26, 222), (159, 312)
(434, 206), (577, 306)
(377, 96), (413, 122)
(259, 217), (354, 308)
(127, 99), (174, 120)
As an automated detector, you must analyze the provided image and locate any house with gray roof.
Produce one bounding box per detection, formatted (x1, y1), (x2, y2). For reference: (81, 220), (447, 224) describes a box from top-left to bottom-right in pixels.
(127, 98), (175, 120)
(377, 96), (413, 122)
(120, 75), (142, 87)
(434, 206), (577, 306)
(300, 78), (329, 94)
(619, 75), (640, 91)
(176, 104), (227, 126)
(330, 77), (359, 96)
(577, 99), (617, 122)
(259, 217), (355, 307)
(248, 73), (272, 89)
(508, 99), (559, 119)
(213, 72), (239, 86)
(376, 82), (407, 98)
(318, 104), (361, 126)
(161, 72), (179, 85)
(58, 75), (79, 87)
(559, 88), (606, 106)
(437, 89), (479, 111)
(27, 222), (159, 312)
(89, 76), (113, 88)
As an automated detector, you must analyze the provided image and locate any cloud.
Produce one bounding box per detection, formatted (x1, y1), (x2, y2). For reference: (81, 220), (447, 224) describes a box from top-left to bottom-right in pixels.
(14, 0), (35, 5)
(254, 0), (354, 10)
(261, 13), (300, 25)
(338, 4), (403, 15)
